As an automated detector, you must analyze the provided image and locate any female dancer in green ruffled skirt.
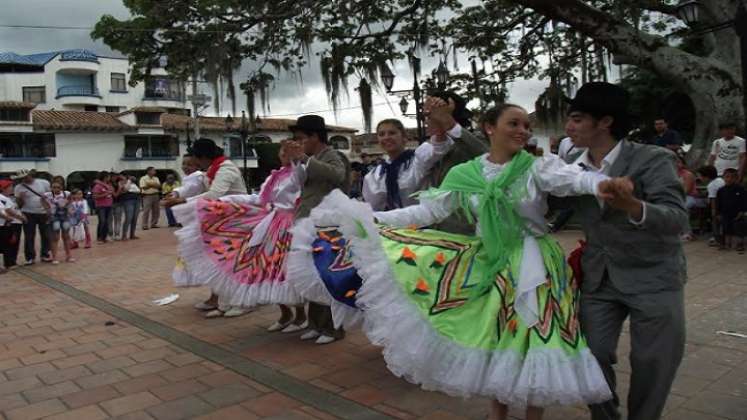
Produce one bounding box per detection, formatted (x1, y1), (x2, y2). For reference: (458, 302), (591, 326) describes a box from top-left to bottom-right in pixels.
(301, 104), (620, 419)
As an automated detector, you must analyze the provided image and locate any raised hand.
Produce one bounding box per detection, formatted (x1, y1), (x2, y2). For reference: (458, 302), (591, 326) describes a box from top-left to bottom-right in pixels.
(425, 96), (457, 140)
(281, 139), (305, 162)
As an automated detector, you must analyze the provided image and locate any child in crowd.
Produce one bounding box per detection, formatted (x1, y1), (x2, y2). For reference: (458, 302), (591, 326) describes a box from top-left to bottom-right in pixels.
(70, 189), (92, 249)
(696, 165), (725, 246)
(716, 168), (747, 253)
(45, 182), (74, 264)
(0, 180), (26, 272)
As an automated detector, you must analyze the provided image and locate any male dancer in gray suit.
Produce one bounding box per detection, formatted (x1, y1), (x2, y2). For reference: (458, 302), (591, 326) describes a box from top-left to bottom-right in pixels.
(285, 115), (351, 345)
(564, 82), (688, 420)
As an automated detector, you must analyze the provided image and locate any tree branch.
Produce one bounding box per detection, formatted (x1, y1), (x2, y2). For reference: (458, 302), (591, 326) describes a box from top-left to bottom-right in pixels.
(334, 0), (423, 40)
(636, 0), (679, 17)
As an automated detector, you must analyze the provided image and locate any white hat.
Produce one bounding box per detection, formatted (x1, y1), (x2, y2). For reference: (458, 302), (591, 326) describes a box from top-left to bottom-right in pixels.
(527, 137), (538, 147)
(11, 169), (34, 180)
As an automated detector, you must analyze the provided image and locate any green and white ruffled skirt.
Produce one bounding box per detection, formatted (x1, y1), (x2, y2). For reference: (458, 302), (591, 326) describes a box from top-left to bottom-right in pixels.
(289, 190), (611, 407)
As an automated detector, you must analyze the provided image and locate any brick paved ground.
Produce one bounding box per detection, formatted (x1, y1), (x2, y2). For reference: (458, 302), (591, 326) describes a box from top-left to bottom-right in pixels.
(1, 223), (746, 420)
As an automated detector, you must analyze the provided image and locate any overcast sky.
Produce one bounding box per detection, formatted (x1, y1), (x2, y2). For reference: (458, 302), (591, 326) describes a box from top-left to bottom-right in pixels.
(0, 0), (550, 132)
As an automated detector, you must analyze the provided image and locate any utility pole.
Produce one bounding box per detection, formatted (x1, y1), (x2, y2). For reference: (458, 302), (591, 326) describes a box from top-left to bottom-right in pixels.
(190, 74), (201, 139)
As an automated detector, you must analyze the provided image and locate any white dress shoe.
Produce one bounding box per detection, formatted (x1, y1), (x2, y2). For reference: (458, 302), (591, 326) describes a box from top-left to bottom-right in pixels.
(204, 309), (224, 319)
(281, 320), (309, 333)
(194, 301), (217, 311)
(300, 330), (321, 341)
(315, 335), (336, 345)
(267, 320), (292, 332)
(223, 307), (251, 318)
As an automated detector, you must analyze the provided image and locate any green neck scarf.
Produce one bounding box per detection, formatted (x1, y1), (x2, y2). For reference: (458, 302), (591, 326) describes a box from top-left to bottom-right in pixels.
(422, 151), (535, 299)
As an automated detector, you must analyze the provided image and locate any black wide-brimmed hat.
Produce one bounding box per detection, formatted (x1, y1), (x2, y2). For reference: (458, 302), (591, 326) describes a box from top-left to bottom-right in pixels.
(190, 138), (224, 159)
(288, 115), (328, 134)
(567, 82), (630, 121)
(567, 82), (631, 137)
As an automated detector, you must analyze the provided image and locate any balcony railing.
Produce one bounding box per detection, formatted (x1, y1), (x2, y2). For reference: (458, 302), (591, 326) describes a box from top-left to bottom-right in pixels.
(143, 90), (184, 102)
(56, 85), (101, 98)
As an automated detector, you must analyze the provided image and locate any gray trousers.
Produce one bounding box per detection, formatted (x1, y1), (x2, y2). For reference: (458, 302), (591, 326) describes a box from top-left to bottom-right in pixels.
(141, 195), (160, 228)
(308, 303), (345, 339)
(581, 276), (685, 420)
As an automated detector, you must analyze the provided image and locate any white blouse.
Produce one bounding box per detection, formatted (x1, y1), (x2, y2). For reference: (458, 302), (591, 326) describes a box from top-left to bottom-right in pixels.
(175, 171), (206, 199)
(242, 169), (301, 211)
(362, 138), (454, 211)
(374, 153), (607, 328)
(222, 169), (301, 248)
(190, 160), (247, 201)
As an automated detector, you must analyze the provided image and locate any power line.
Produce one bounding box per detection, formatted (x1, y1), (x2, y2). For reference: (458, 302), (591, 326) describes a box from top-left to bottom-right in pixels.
(261, 101), (395, 117)
(0, 23), (254, 34)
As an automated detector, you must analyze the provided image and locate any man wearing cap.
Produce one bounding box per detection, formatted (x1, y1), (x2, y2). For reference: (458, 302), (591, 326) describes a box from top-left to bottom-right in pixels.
(563, 82), (688, 420)
(284, 115), (351, 345)
(13, 169), (52, 265)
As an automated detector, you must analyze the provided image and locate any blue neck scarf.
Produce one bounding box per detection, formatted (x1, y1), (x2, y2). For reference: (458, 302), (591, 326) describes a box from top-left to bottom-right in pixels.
(379, 149), (416, 210)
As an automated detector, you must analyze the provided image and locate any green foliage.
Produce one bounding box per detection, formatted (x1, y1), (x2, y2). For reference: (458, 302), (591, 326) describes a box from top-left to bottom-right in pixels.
(93, 0), (734, 138)
(620, 67), (695, 144)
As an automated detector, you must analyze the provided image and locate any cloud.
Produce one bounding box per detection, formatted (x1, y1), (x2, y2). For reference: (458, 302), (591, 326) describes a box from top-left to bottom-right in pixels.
(0, 0), (549, 132)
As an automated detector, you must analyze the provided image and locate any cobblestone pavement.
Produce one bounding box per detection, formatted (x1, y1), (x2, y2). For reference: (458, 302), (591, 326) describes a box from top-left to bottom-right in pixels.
(1, 225), (745, 420)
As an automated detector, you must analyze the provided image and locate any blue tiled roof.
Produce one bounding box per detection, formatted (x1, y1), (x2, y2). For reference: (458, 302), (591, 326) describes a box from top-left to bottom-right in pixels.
(59, 49), (99, 63)
(0, 49), (99, 67)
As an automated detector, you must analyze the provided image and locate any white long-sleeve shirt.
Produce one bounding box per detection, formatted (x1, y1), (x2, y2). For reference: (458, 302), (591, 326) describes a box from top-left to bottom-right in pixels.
(218, 168), (301, 248)
(363, 137), (454, 211)
(174, 171), (206, 199)
(189, 160), (247, 201)
(374, 153), (607, 328)
(375, 154), (605, 236)
(221, 168), (300, 209)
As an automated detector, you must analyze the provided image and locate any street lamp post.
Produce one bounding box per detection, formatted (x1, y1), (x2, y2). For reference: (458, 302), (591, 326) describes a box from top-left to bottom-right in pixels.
(380, 56), (450, 143)
(677, 0), (747, 134)
(185, 120), (192, 151)
(225, 111), (252, 190)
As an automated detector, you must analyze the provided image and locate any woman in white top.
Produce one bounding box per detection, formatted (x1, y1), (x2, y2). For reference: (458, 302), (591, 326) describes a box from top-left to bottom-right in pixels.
(164, 138), (248, 318)
(0, 179), (26, 271)
(362, 119), (453, 210)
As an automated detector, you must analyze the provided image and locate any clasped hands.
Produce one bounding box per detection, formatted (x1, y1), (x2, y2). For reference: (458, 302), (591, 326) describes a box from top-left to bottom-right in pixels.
(597, 177), (644, 219)
(424, 96), (457, 142)
(281, 139), (307, 162)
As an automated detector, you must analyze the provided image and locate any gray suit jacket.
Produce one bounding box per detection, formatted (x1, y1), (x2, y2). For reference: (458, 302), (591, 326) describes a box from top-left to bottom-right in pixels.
(426, 128), (488, 234)
(295, 146), (350, 220)
(567, 141), (688, 294)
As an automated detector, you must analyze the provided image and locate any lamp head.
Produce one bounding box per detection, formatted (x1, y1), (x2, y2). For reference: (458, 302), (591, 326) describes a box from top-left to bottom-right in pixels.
(399, 97), (409, 115)
(381, 65), (395, 92)
(677, 0), (701, 26)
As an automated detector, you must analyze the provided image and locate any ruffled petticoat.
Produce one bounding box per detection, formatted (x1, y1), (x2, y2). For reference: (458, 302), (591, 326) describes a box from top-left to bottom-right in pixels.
(287, 202), (367, 329)
(171, 196), (302, 307)
(291, 190), (611, 408)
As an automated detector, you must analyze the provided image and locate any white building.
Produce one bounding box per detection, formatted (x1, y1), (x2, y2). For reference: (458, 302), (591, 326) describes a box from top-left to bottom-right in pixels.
(0, 49), (356, 189)
(0, 49), (191, 114)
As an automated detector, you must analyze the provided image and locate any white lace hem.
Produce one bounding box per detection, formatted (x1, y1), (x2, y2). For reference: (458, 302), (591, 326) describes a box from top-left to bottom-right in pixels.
(315, 190), (612, 407)
(171, 201), (209, 288)
(171, 200), (303, 306)
(287, 214), (363, 330)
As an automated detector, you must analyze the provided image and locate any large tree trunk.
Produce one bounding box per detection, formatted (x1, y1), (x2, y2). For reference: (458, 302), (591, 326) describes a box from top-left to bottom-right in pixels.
(518, 0), (745, 163)
(648, 46), (744, 161)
